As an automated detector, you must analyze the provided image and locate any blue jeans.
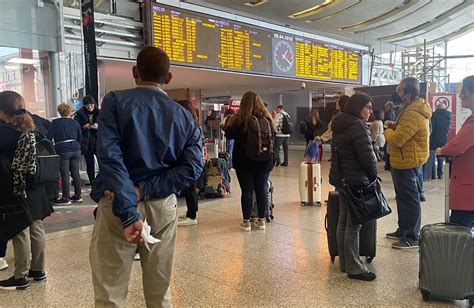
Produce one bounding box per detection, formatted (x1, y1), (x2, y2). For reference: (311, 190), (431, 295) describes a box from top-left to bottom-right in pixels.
(0, 240), (6, 258)
(274, 137), (289, 164)
(391, 167), (422, 241)
(416, 166), (425, 196)
(226, 139), (234, 169)
(428, 150), (445, 179)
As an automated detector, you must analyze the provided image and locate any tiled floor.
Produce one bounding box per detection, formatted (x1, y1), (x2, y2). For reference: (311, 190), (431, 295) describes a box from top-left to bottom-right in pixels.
(0, 149), (470, 307)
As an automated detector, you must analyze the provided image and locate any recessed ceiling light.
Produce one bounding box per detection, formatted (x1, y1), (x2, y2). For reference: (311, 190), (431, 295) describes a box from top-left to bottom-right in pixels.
(289, 0), (335, 19)
(6, 58), (40, 65)
(243, 0), (268, 8)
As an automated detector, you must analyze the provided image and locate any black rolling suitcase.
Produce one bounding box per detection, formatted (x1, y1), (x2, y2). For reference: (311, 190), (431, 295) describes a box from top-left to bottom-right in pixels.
(419, 161), (474, 307)
(325, 191), (376, 263)
(251, 179), (274, 222)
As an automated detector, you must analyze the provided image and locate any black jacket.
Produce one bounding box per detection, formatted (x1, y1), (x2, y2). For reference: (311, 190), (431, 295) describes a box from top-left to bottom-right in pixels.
(74, 106), (99, 154)
(224, 118), (274, 173)
(303, 117), (325, 140)
(429, 109), (452, 150)
(329, 112), (377, 188)
(0, 125), (53, 222)
(31, 114), (51, 136)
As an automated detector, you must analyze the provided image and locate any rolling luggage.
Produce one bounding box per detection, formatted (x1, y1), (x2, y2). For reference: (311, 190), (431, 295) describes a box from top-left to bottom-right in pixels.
(419, 162), (474, 306)
(251, 179), (274, 222)
(203, 158), (230, 198)
(325, 191), (376, 263)
(299, 161), (321, 206)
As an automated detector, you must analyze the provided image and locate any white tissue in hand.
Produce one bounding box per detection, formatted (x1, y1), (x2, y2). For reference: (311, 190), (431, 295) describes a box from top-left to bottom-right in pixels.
(141, 220), (160, 251)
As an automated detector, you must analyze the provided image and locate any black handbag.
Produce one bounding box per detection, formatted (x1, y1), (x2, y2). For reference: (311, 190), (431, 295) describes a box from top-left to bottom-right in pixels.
(0, 201), (33, 241)
(335, 148), (391, 225)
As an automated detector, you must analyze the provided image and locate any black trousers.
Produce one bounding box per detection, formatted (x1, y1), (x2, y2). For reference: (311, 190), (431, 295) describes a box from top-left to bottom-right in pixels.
(182, 186), (198, 219)
(84, 147), (96, 184)
(235, 167), (270, 220)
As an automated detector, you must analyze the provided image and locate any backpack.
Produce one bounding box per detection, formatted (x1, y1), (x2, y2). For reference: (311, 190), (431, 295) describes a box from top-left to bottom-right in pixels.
(281, 114), (294, 134)
(33, 133), (60, 200)
(204, 158), (229, 198)
(246, 116), (273, 161)
(299, 120), (308, 135)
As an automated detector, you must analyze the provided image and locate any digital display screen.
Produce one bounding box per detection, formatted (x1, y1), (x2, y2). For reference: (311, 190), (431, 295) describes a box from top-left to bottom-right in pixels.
(148, 3), (362, 84)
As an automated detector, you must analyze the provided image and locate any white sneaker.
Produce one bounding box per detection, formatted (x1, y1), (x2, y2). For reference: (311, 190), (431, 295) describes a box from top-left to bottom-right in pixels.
(239, 221), (251, 232)
(253, 219), (266, 230)
(178, 217), (198, 226)
(0, 258), (8, 271)
(134, 253), (140, 261)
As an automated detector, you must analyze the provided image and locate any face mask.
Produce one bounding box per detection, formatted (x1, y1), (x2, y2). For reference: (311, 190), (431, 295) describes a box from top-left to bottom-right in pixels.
(392, 92), (402, 103)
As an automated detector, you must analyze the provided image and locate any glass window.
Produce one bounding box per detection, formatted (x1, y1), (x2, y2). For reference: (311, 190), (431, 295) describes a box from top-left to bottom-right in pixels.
(0, 46), (50, 118)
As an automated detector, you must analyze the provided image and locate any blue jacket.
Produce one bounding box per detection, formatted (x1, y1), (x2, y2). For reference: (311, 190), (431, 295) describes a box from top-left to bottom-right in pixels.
(47, 118), (82, 154)
(90, 87), (203, 228)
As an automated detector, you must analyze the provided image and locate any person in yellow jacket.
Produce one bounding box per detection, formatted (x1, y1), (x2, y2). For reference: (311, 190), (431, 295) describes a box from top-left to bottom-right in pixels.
(384, 77), (432, 250)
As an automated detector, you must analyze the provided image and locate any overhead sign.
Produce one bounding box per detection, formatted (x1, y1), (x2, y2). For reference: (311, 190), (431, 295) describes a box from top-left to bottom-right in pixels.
(146, 3), (362, 84)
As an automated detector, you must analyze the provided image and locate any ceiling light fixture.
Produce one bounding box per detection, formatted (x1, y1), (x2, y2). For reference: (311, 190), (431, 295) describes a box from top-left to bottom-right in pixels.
(289, 0), (336, 19)
(243, 0), (268, 8)
(306, 0), (362, 23)
(6, 58), (40, 65)
(4, 65), (20, 70)
(340, 0), (416, 32)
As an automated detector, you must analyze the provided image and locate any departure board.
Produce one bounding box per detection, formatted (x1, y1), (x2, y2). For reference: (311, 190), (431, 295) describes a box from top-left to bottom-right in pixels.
(148, 3), (362, 84)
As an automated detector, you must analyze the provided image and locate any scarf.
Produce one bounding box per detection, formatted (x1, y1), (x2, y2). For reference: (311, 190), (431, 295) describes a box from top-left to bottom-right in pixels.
(11, 132), (37, 198)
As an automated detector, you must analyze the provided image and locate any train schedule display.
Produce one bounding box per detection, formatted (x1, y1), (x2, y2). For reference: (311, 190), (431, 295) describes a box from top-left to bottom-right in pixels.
(148, 3), (362, 84)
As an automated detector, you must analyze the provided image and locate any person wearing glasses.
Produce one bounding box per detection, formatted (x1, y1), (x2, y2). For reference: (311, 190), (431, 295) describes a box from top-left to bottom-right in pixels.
(436, 75), (474, 228)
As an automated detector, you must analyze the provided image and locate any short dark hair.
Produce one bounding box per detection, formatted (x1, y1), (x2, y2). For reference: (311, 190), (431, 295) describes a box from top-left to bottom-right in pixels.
(83, 95), (96, 105)
(136, 46), (170, 84)
(276, 105), (284, 110)
(401, 77), (420, 100)
(461, 75), (474, 94)
(345, 93), (373, 118)
(337, 95), (350, 112)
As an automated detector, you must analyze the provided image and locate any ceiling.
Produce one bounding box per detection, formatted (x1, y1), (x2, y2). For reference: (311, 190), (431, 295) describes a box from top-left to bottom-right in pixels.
(101, 59), (352, 97)
(182, 0), (474, 53)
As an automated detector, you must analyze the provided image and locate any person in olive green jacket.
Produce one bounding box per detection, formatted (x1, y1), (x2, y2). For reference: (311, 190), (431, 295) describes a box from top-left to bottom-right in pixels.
(384, 77), (432, 250)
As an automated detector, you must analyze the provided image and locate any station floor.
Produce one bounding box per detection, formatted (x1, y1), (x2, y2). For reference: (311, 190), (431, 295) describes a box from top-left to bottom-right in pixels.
(0, 148), (469, 307)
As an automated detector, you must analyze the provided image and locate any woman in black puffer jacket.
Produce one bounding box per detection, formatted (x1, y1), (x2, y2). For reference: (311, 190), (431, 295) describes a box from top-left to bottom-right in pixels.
(329, 93), (378, 281)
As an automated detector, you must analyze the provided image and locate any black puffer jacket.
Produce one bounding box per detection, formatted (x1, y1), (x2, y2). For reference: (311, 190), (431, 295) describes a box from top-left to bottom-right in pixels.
(329, 112), (377, 188)
(74, 106), (99, 154)
(429, 108), (452, 150)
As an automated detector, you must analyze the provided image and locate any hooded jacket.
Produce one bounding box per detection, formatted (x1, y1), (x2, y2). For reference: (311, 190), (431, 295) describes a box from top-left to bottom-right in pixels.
(329, 112), (377, 189)
(430, 108), (452, 150)
(385, 98), (432, 169)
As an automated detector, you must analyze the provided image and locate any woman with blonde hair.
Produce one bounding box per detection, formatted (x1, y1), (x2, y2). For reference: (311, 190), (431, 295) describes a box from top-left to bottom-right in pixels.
(0, 91), (52, 290)
(224, 91), (275, 231)
(47, 103), (82, 205)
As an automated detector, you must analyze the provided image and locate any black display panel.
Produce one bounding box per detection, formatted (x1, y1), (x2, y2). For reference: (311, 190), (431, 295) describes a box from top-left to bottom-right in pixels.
(148, 3), (362, 84)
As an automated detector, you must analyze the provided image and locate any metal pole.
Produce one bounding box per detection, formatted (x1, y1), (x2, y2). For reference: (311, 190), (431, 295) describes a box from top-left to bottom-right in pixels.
(49, 52), (62, 114)
(423, 39), (427, 82)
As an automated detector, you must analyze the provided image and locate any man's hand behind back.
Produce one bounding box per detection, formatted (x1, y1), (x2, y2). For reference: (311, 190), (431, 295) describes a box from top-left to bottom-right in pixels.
(124, 220), (144, 245)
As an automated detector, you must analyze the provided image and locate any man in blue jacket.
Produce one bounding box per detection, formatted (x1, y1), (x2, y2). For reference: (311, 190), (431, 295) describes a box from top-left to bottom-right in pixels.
(89, 46), (203, 307)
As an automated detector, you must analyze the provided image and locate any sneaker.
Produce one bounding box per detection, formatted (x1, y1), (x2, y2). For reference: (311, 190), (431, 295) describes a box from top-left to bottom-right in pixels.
(0, 276), (30, 290)
(281, 162), (288, 166)
(134, 253), (140, 261)
(386, 230), (404, 240)
(27, 270), (46, 282)
(348, 272), (376, 281)
(420, 195), (426, 202)
(275, 162), (281, 167)
(239, 221), (251, 232)
(253, 219), (266, 230)
(0, 258), (7, 271)
(178, 217), (198, 226)
(54, 197), (71, 205)
(70, 195), (82, 203)
(392, 239), (419, 250)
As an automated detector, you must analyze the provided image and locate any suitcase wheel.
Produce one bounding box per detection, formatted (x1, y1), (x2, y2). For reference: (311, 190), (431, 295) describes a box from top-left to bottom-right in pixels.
(366, 256), (374, 264)
(330, 255), (336, 263)
(420, 289), (431, 302)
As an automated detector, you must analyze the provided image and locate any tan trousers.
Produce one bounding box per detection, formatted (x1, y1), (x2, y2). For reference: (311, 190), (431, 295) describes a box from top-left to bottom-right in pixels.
(89, 194), (178, 308)
(12, 220), (46, 278)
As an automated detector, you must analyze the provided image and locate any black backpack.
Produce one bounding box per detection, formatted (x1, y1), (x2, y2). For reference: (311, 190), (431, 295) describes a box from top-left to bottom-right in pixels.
(299, 120), (308, 135)
(33, 133), (60, 200)
(281, 114), (294, 134)
(246, 117), (273, 161)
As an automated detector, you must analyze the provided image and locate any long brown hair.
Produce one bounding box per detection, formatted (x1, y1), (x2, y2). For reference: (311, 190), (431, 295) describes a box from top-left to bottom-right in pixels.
(0, 91), (35, 133)
(310, 109), (320, 125)
(228, 91), (273, 131)
(176, 99), (198, 124)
